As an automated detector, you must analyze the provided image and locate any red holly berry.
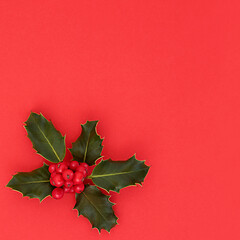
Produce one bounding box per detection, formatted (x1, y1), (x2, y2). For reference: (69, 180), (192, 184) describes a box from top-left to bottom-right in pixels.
(52, 173), (64, 187)
(63, 186), (71, 193)
(50, 177), (55, 186)
(76, 166), (87, 178)
(64, 180), (73, 188)
(51, 172), (57, 178)
(69, 161), (79, 171)
(62, 169), (74, 181)
(52, 188), (64, 199)
(76, 165), (85, 172)
(55, 162), (68, 173)
(69, 187), (75, 193)
(64, 161), (70, 167)
(80, 162), (89, 171)
(74, 183), (84, 193)
(48, 164), (56, 173)
(73, 171), (84, 185)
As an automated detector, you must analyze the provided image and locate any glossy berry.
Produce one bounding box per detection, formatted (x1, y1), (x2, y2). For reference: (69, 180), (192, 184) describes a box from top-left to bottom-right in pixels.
(76, 165), (85, 172)
(69, 187), (75, 193)
(80, 162), (89, 171)
(52, 187), (64, 199)
(63, 186), (71, 193)
(50, 178), (55, 186)
(73, 171), (84, 185)
(76, 166), (87, 178)
(74, 183), (84, 193)
(62, 169), (74, 181)
(64, 161), (70, 167)
(52, 173), (64, 187)
(55, 162), (68, 173)
(51, 172), (57, 178)
(48, 164), (56, 173)
(69, 161), (79, 171)
(64, 180), (73, 188)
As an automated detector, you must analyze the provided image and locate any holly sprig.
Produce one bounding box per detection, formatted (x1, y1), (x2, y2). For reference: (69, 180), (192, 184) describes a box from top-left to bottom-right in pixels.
(6, 112), (150, 233)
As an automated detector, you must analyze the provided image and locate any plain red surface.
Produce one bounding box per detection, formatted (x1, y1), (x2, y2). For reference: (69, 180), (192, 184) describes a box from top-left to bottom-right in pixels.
(0, 1), (240, 239)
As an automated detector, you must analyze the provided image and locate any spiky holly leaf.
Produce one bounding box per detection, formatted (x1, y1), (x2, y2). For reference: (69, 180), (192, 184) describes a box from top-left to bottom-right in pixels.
(25, 112), (66, 163)
(89, 155), (150, 193)
(70, 121), (103, 166)
(74, 185), (118, 233)
(6, 163), (53, 202)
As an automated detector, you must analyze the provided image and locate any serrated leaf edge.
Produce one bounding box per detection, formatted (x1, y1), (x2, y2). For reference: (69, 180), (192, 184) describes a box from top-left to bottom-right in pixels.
(89, 154), (151, 193)
(73, 185), (118, 233)
(24, 112), (66, 163)
(69, 120), (104, 165)
(6, 163), (52, 203)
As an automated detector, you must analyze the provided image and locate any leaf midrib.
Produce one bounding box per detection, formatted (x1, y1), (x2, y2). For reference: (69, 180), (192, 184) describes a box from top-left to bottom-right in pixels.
(32, 115), (61, 162)
(90, 168), (147, 178)
(12, 180), (50, 185)
(83, 133), (90, 163)
(82, 192), (108, 222)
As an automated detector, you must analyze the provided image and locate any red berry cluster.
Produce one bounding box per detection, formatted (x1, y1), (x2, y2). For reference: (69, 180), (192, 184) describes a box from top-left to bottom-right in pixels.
(48, 161), (89, 199)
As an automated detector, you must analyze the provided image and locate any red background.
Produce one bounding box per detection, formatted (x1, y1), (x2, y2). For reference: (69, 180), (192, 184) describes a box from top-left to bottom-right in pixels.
(0, 1), (240, 239)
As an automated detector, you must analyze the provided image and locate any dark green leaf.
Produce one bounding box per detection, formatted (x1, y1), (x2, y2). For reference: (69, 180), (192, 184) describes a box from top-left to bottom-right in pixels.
(74, 185), (118, 233)
(70, 121), (103, 166)
(6, 163), (53, 202)
(24, 112), (66, 163)
(89, 155), (150, 192)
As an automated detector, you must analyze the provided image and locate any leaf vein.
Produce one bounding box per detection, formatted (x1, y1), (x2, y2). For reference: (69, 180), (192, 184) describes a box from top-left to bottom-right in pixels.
(12, 180), (50, 185)
(82, 192), (108, 222)
(83, 133), (90, 163)
(91, 169), (147, 178)
(32, 115), (61, 162)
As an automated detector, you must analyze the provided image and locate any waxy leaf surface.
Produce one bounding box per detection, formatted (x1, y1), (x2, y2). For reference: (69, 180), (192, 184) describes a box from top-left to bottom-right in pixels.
(89, 155), (150, 192)
(74, 185), (117, 232)
(7, 164), (53, 202)
(70, 121), (103, 165)
(25, 112), (66, 163)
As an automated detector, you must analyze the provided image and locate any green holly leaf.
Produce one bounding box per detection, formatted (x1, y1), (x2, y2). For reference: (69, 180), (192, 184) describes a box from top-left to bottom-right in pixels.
(6, 163), (53, 202)
(74, 185), (118, 233)
(70, 121), (103, 166)
(89, 155), (150, 193)
(24, 112), (66, 163)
